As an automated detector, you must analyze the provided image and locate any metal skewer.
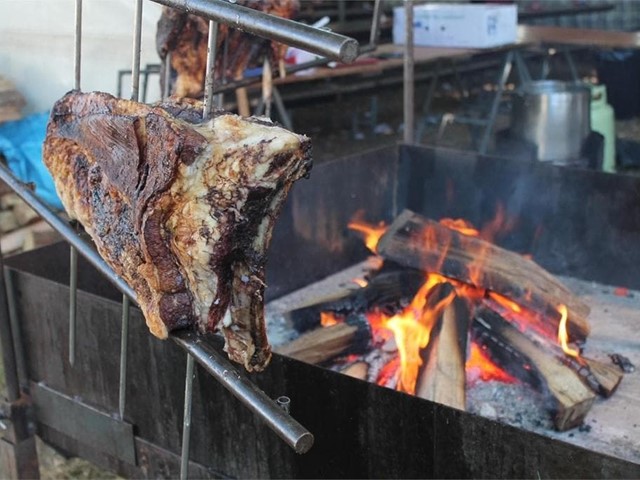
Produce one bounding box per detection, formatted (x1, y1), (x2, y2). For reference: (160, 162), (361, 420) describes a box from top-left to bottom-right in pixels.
(69, 0), (83, 367)
(202, 20), (219, 120)
(149, 0), (358, 64)
(118, 294), (130, 420)
(116, 0), (144, 422)
(179, 354), (195, 480)
(131, 0), (143, 102)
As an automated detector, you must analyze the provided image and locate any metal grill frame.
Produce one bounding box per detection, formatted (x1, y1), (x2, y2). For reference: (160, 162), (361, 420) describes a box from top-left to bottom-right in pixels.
(0, 1), (394, 477)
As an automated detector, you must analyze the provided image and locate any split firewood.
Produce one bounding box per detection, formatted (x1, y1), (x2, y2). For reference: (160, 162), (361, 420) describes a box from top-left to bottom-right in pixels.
(582, 357), (623, 397)
(285, 268), (426, 333)
(473, 307), (595, 431)
(341, 361), (369, 381)
(377, 210), (591, 342)
(275, 314), (371, 365)
(415, 283), (471, 411)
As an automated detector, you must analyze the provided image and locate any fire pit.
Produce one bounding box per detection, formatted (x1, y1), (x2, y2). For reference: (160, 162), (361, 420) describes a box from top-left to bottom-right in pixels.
(5, 144), (640, 478)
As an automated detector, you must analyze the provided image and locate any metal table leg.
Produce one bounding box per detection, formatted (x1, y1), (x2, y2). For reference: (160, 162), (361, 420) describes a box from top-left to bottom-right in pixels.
(479, 50), (514, 155)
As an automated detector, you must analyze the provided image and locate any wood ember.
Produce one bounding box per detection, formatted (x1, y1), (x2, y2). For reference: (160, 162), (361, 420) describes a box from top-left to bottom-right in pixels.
(610, 353), (635, 373)
(341, 361), (369, 380)
(473, 307), (596, 431)
(377, 210), (591, 341)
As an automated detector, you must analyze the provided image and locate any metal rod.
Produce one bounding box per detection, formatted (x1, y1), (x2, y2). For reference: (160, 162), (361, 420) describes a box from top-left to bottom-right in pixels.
(163, 52), (172, 99)
(69, 246), (78, 366)
(118, 294), (130, 420)
(202, 20), (219, 120)
(3, 269), (27, 388)
(0, 164), (314, 453)
(479, 50), (514, 155)
(74, 0), (83, 90)
(180, 354), (195, 480)
(149, 0), (359, 64)
(131, 0), (143, 101)
(403, 0), (415, 144)
(173, 330), (314, 454)
(369, 0), (383, 48)
(0, 249), (20, 402)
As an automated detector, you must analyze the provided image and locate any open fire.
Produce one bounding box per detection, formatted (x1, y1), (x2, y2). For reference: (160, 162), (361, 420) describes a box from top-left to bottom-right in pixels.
(275, 208), (627, 432)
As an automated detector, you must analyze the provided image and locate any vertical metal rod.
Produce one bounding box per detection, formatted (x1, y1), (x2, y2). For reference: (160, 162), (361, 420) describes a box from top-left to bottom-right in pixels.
(69, 0), (83, 369)
(131, 0), (143, 102)
(3, 270), (27, 388)
(202, 20), (219, 120)
(74, 0), (83, 90)
(272, 87), (293, 131)
(403, 0), (415, 144)
(69, 247), (77, 366)
(180, 354), (195, 480)
(163, 52), (172, 99)
(479, 50), (513, 155)
(118, 294), (130, 420)
(369, 0), (383, 47)
(0, 250), (20, 402)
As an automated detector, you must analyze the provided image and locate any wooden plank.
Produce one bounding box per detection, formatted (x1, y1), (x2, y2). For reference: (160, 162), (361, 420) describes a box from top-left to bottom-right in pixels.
(518, 25), (640, 50)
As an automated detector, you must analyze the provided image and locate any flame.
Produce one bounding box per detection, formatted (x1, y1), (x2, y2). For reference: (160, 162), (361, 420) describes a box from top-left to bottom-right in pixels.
(348, 219), (387, 253)
(352, 277), (368, 288)
(488, 292), (522, 313)
(466, 343), (517, 383)
(383, 275), (455, 394)
(557, 304), (579, 357)
(439, 218), (479, 237)
(320, 311), (340, 327)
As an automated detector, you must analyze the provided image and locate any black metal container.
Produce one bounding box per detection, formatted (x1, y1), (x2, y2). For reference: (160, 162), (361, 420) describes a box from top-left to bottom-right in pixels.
(6, 144), (640, 478)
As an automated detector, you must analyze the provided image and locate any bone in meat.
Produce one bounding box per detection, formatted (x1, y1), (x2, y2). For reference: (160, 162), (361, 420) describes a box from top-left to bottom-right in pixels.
(43, 91), (312, 371)
(156, 0), (299, 98)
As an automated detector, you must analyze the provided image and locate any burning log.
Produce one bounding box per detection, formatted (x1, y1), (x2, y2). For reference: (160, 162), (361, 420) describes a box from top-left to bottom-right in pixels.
(285, 268), (426, 333)
(473, 307), (595, 431)
(377, 210), (591, 342)
(275, 314), (371, 365)
(415, 283), (471, 411)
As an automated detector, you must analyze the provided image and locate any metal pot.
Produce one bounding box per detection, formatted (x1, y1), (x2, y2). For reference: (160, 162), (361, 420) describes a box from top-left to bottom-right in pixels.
(511, 80), (591, 164)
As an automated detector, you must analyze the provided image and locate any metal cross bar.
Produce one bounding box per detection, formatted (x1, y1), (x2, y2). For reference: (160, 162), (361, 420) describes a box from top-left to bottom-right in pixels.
(173, 330), (314, 453)
(149, 0), (359, 63)
(0, 163), (314, 453)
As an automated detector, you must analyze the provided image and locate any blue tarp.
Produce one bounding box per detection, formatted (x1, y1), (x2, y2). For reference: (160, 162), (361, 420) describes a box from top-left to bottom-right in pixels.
(0, 113), (63, 209)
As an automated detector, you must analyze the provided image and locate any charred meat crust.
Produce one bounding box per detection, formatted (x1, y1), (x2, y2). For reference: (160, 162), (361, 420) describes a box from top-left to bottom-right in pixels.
(44, 90), (312, 371)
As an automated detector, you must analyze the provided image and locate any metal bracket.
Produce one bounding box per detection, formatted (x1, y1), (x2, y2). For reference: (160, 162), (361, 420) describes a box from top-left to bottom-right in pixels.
(31, 383), (136, 465)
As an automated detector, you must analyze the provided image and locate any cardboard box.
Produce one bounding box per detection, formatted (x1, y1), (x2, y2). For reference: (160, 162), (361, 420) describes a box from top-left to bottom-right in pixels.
(393, 4), (517, 49)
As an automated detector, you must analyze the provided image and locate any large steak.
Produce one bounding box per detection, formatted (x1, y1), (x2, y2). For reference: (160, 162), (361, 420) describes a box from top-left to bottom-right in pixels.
(43, 91), (312, 371)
